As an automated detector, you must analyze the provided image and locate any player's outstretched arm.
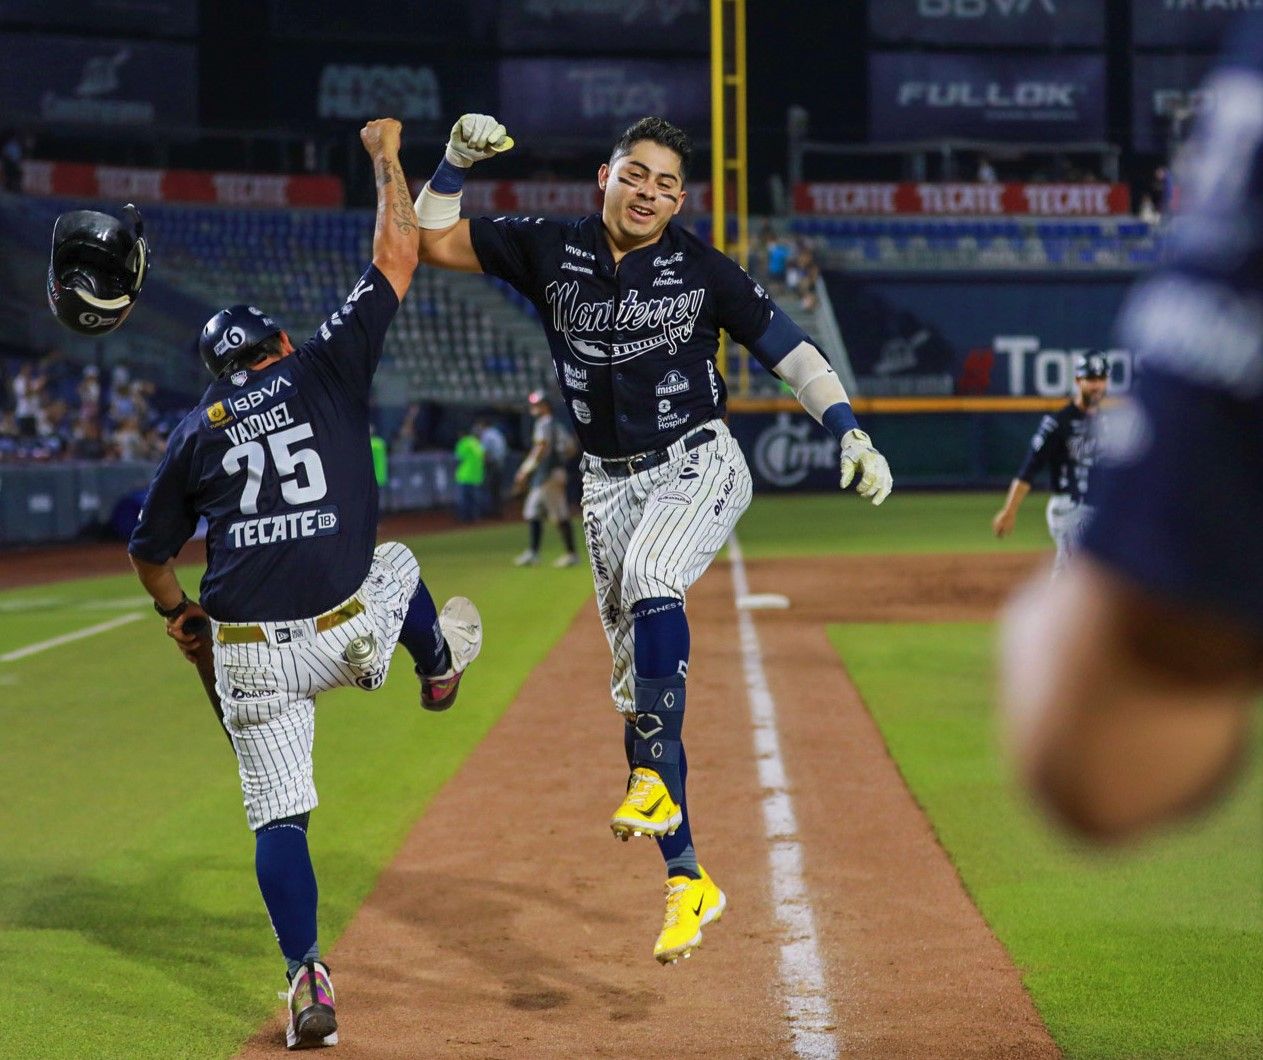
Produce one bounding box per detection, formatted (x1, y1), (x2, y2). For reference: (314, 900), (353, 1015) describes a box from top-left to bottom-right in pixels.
(752, 311), (892, 505)
(414, 113), (514, 273)
(1000, 558), (1258, 841)
(361, 118), (420, 302)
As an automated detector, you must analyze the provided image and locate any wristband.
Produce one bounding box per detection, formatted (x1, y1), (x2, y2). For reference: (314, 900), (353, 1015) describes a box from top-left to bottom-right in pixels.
(154, 593), (190, 620)
(431, 155), (469, 194)
(822, 402), (860, 441)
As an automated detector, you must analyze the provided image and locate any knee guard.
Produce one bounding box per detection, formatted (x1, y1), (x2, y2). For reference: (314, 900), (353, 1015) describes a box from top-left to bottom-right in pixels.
(630, 673), (686, 803)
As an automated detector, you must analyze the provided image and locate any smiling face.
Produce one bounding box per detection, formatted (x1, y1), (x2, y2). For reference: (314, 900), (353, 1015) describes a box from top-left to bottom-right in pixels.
(599, 139), (687, 257)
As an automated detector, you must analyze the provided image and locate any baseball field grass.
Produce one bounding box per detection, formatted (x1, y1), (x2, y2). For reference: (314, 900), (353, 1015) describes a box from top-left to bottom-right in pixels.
(2, 492), (1258, 1058)
(832, 622), (1263, 1060)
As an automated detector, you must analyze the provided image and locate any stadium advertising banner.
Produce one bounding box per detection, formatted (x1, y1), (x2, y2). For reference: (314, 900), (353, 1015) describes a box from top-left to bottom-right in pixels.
(869, 0), (1104, 47)
(266, 0), (495, 42)
(499, 59), (710, 141)
(1132, 53), (1218, 153)
(0, 34), (197, 127)
(272, 46), (496, 132)
(794, 181), (1130, 216)
(447, 180), (711, 216)
(869, 52), (1107, 143)
(20, 161), (344, 207)
(497, 0), (708, 53)
(0, 0), (198, 35)
(1131, 0), (1252, 49)
(825, 272), (1134, 398)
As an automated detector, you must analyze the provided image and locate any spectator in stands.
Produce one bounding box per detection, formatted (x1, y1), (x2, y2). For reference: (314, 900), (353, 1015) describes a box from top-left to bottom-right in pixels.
(764, 225), (791, 284)
(786, 240), (820, 312)
(77, 364), (101, 418)
(0, 410), (18, 460)
(475, 415), (508, 518)
(13, 361), (40, 437)
(111, 413), (144, 461)
(1, 129), (23, 194)
(70, 414), (107, 461)
(976, 154), (998, 183)
(453, 425), (485, 523)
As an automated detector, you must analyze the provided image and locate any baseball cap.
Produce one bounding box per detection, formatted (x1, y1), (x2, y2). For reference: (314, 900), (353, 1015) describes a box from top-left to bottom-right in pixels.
(527, 389), (547, 405)
(1074, 351), (1110, 380)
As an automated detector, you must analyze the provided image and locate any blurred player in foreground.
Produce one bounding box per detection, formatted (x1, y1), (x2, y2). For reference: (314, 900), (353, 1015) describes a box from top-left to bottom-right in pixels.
(1001, 30), (1263, 842)
(993, 351), (1109, 576)
(127, 119), (482, 1049)
(411, 112), (891, 962)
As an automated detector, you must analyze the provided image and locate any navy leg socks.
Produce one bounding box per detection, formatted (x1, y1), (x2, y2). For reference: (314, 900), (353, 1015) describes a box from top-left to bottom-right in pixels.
(399, 578), (450, 677)
(255, 813), (321, 977)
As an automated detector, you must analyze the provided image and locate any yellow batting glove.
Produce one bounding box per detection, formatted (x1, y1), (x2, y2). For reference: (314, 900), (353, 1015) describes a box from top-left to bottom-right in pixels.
(839, 428), (893, 506)
(446, 113), (515, 167)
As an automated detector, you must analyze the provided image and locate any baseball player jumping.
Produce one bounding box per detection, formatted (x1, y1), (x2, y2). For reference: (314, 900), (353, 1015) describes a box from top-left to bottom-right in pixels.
(993, 351), (1109, 576)
(127, 118), (482, 1049)
(413, 113), (891, 962)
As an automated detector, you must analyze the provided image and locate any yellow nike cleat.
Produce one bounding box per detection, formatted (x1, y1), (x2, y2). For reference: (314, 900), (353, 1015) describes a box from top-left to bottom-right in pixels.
(654, 866), (727, 964)
(610, 767), (683, 841)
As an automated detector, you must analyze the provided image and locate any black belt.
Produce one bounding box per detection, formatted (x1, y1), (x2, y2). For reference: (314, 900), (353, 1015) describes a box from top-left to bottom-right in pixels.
(594, 427), (716, 478)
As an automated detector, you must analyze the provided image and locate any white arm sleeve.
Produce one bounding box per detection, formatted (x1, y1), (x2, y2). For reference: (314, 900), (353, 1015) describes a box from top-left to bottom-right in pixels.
(772, 341), (852, 424)
(414, 182), (462, 230)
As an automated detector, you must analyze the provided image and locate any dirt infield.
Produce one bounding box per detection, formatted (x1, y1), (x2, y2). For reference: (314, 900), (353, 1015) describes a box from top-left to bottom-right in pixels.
(0, 526), (1057, 1056)
(230, 547), (1057, 1058)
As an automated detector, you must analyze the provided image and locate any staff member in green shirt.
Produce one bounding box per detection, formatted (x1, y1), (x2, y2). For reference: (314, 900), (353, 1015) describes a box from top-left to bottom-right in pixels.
(454, 426), (485, 523)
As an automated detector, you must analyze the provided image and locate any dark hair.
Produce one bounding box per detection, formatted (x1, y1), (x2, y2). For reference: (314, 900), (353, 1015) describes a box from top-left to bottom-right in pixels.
(610, 117), (692, 181)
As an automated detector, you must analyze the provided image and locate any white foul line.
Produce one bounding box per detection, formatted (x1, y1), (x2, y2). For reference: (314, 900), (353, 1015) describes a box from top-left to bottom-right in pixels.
(0, 612), (145, 662)
(728, 533), (840, 1059)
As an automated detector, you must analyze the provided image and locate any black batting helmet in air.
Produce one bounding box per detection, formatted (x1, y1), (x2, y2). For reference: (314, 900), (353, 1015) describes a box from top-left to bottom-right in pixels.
(198, 304), (282, 378)
(47, 204), (149, 336)
(1074, 351), (1110, 380)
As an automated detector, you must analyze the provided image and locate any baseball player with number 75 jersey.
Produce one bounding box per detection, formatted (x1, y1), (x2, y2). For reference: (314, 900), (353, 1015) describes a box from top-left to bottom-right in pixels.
(127, 118), (482, 1050)
(413, 113), (892, 964)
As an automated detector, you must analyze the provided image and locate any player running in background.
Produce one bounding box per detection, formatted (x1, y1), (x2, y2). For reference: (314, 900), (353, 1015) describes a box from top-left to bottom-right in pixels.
(512, 388), (580, 567)
(1000, 23), (1263, 842)
(127, 118), (483, 1049)
(992, 351), (1109, 576)
(412, 112), (891, 962)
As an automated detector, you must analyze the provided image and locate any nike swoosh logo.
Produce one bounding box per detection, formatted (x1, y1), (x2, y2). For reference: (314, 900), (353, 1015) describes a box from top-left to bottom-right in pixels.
(692, 897), (705, 916)
(635, 795), (665, 817)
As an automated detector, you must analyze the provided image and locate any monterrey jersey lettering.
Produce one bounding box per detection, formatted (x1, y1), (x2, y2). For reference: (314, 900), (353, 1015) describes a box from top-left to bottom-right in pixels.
(469, 213), (773, 457)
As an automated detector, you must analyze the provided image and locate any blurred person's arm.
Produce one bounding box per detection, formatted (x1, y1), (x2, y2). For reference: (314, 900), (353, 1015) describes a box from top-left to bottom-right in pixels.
(1000, 558), (1258, 841)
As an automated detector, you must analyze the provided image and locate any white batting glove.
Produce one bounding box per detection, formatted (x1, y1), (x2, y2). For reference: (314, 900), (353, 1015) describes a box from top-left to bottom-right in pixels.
(445, 113), (515, 168)
(840, 428), (892, 506)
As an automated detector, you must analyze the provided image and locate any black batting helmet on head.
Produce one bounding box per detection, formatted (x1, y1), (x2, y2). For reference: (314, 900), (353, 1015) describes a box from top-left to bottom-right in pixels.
(46, 204), (149, 336)
(198, 304), (282, 378)
(1074, 351), (1110, 380)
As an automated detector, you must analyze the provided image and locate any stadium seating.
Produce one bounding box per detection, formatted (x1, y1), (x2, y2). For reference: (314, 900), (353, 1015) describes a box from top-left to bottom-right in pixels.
(786, 216), (1163, 271)
(17, 199), (545, 406)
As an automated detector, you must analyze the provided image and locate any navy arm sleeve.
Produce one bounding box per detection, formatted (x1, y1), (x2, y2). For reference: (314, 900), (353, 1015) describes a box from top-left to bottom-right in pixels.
(1015, 414), (1059, 484)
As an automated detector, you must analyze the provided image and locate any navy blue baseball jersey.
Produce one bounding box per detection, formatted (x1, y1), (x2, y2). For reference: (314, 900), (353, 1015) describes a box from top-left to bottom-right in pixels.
(1083, 17), (1263, 634)
(470, 214), (779, 458)
(1016, 403), (1098, 502)
(128, 265), (399, 622)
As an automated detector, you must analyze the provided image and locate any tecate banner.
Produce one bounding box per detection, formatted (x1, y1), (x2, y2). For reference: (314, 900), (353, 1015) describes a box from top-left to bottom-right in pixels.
(1132, 53), (1218, 153)
(869, 52), (1107, 143)
(793, 181), (1131, 216)
(497, 0), (708, 53)
(1131, 0), (1257, 49)
(0, 34), (197, 127)
(870, 0), (1104, 47)
(499, 59), (710, 141)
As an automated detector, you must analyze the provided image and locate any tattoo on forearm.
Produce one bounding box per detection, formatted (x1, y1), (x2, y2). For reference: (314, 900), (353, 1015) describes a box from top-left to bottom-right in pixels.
(386, 160), (417, 233)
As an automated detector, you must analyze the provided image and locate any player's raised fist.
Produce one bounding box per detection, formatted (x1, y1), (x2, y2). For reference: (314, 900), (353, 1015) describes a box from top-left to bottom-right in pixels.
(446, 113), (514, 167)
(360, 118), (402, 158)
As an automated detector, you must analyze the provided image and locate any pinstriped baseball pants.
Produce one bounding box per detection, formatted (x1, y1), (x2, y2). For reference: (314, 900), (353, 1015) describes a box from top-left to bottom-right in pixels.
(580, 420), (753, 715)
(213, 540), (420, 830)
